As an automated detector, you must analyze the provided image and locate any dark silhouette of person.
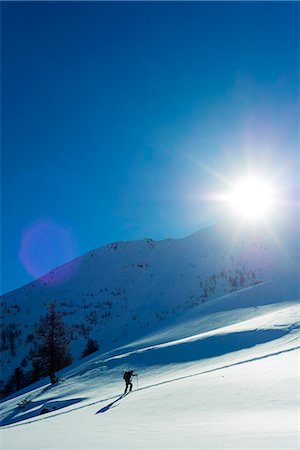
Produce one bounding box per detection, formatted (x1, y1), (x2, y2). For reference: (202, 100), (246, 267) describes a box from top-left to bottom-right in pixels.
(123, 370), (137, 394)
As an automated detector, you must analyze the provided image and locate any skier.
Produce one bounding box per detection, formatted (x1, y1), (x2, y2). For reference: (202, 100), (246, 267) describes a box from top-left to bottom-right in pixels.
(123, 370), (137, 394)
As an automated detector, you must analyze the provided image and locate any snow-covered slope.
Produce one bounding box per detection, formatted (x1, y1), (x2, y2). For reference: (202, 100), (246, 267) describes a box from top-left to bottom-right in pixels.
(1, 217), (299, 449)
(1, 278), (299, 449)
(1, 217), (299, 386)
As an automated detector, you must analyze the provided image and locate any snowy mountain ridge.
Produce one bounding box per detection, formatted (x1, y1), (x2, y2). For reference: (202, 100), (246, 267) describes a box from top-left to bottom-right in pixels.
(1, 219), (299, 385)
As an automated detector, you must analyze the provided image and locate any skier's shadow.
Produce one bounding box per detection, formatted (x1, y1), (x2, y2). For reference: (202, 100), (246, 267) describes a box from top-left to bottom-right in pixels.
(95, 394), (126, 414)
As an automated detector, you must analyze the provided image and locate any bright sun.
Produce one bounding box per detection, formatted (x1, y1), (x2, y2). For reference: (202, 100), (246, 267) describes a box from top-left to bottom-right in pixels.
(224, 176), (276, 221)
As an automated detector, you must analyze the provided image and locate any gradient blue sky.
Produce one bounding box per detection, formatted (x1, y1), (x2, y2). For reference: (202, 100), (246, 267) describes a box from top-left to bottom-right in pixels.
(1, 1), (299, 294)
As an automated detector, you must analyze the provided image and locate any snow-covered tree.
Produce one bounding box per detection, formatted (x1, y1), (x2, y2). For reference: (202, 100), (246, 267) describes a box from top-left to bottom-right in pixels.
(34, 303), (72, 384)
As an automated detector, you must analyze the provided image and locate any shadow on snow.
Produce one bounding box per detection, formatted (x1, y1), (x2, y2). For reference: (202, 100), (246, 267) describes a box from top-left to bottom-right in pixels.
(106, 328), (290, 368)
(95, 394), (127, 414)
(1, 396), (86, 426)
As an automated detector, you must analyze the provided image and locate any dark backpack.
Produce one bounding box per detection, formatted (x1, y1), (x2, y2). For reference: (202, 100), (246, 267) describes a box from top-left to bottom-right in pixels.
(123, 371), (132, 381)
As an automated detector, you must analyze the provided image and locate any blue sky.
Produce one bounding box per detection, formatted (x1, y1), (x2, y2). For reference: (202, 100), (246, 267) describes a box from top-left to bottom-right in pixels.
(1, 1), (299, 294)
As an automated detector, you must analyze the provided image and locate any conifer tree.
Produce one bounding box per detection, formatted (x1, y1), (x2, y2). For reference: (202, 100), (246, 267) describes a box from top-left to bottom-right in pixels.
(35, 303), (71, 384)
(81, 338), (99, 358)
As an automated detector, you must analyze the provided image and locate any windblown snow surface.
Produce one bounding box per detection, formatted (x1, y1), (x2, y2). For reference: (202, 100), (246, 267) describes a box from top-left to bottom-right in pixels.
(1, 219), (299, 449)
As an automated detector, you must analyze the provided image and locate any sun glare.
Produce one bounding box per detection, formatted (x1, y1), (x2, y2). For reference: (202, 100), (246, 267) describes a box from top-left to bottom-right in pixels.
(224, 176), (276, 221)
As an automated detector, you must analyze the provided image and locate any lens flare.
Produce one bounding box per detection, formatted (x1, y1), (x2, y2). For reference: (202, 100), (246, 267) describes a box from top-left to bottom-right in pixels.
(19, 218), (79, 285)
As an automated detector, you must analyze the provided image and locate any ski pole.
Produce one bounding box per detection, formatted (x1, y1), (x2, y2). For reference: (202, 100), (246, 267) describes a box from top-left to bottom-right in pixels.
(136, 374), (139, 391)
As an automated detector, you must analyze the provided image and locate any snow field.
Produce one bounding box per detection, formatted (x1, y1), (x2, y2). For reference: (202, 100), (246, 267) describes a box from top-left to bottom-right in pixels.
(1, 295), (299, 450)
(1, 347), (299, 450)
